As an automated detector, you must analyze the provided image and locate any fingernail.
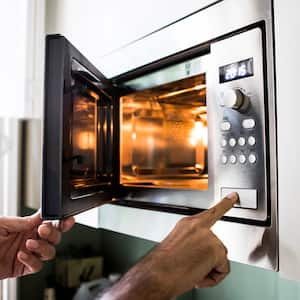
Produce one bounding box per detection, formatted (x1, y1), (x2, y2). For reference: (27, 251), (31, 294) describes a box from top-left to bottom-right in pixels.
(227, 192), (238, 200)
(19, 252), (28, 260)
(27, 240), (39, 249)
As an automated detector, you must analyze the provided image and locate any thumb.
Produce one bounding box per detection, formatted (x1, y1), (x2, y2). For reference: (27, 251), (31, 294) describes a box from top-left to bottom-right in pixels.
(1, 211), (42, 233)
(26, 210), (42, 227)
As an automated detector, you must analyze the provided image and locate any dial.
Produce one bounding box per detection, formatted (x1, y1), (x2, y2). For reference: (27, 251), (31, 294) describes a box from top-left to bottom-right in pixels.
(219, 88), (249, 111)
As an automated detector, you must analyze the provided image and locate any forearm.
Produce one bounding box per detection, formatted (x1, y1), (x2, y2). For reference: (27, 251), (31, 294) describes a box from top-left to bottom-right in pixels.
(101, 252), (174, 300)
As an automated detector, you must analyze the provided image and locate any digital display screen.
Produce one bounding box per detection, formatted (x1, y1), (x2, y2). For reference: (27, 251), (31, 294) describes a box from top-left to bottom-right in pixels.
(219, 58), (254, 83)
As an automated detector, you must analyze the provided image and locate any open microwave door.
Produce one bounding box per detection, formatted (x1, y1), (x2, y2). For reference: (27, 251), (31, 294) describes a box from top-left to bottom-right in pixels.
(42, 35), (115, 220)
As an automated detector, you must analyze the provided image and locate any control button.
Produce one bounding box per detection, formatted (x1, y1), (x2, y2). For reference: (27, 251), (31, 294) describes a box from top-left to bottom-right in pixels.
(229, 155), (237, 164)
(239, 154), (247, 164)
(221, 155), (228, 164)
(229, 138), (237, 147)
(221, 139), (227, 147)
(248, 136), (256, 146)
(248, 153), (257, 164)
(221, 121), (231, 131)
(242, 119), (256, 129)
(221, 188), (257, 209)
(238, 137), (246, 146)
(219, 88), (250, 111)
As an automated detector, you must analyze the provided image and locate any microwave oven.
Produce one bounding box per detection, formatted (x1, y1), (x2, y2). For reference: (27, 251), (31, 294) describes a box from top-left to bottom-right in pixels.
(42, 0), (277, 269)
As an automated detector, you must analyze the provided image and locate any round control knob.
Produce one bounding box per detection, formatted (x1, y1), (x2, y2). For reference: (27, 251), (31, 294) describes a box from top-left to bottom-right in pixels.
(219, 88), (249, 111)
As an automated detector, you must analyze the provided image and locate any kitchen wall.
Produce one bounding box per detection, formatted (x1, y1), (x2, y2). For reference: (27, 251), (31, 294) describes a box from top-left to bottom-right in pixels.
(101, 229), (300, 300)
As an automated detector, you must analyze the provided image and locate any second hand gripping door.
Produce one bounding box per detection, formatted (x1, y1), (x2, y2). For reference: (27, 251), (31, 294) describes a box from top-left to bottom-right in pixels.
(42, 35), (116, 220)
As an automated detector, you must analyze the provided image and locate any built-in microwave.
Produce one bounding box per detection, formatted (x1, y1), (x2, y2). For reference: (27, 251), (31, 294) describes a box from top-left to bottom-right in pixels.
(42, 0), (277, 269)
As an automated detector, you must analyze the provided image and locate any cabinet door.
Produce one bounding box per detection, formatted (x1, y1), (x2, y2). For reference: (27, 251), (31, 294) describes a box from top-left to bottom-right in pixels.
(42, 35), (115, 220)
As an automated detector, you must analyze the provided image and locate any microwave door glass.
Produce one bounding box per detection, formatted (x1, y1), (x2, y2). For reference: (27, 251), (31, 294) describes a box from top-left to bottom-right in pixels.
(120, 73), (208, 190)
(42, 35), (115, 220)
(71, 83), (99, 197)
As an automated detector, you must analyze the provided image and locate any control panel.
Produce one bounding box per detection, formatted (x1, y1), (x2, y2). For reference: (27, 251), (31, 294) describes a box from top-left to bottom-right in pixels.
(219, 89), (257, 171)
(208, 27), (269, 222)
(219, 91), (258, 210)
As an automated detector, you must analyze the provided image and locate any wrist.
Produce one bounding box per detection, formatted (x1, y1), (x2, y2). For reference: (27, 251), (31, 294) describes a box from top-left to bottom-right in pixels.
(103, 252), (175, 300)
(143, 250), (176, 298)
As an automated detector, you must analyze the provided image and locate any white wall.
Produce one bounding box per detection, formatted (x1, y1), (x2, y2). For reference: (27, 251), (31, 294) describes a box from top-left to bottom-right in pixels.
(0, 0), (45, 119)
(274, 0), (300, 281)
(0, 1), (28, 118)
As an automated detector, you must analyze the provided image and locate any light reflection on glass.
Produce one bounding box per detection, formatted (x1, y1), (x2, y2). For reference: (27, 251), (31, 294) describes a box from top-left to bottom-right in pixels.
(71, 91), (97, 183)
(76, 131), (96, 150)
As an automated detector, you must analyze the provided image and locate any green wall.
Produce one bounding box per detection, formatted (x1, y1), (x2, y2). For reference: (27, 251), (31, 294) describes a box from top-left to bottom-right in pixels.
(101, 229), (300, 300)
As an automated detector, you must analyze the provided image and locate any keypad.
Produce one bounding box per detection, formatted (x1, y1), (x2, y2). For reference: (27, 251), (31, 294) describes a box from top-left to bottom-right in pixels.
(220, 118), (257, 166)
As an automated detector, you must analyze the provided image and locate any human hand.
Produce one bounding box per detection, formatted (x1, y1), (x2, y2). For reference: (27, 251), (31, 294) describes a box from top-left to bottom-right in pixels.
(0, 212), (75, 279)
(152, 192), (238, 296)
(102, 192), (238, 300)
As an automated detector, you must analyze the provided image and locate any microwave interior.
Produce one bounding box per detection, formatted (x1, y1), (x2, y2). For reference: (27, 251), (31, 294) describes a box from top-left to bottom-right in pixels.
(67, 37), (211, 197)
(70, 57), (210, 196)
(120, 74), (208, 191)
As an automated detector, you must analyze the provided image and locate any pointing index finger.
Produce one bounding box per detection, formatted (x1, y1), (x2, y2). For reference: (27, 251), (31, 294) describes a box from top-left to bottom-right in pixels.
(202, 192), (239, 227)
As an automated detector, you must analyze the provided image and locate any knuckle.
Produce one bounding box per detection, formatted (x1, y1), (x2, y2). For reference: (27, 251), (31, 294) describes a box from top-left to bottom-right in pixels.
(217, 242), (226, 256)
(188, 218), (199, 230)
(216, 245), (228, 265)
(175, 216), (200, 233)
(42, 243), (56, 259)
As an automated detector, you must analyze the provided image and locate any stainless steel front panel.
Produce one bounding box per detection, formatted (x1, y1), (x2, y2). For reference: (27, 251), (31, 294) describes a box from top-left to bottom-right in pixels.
(208, 28), (269, 221)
